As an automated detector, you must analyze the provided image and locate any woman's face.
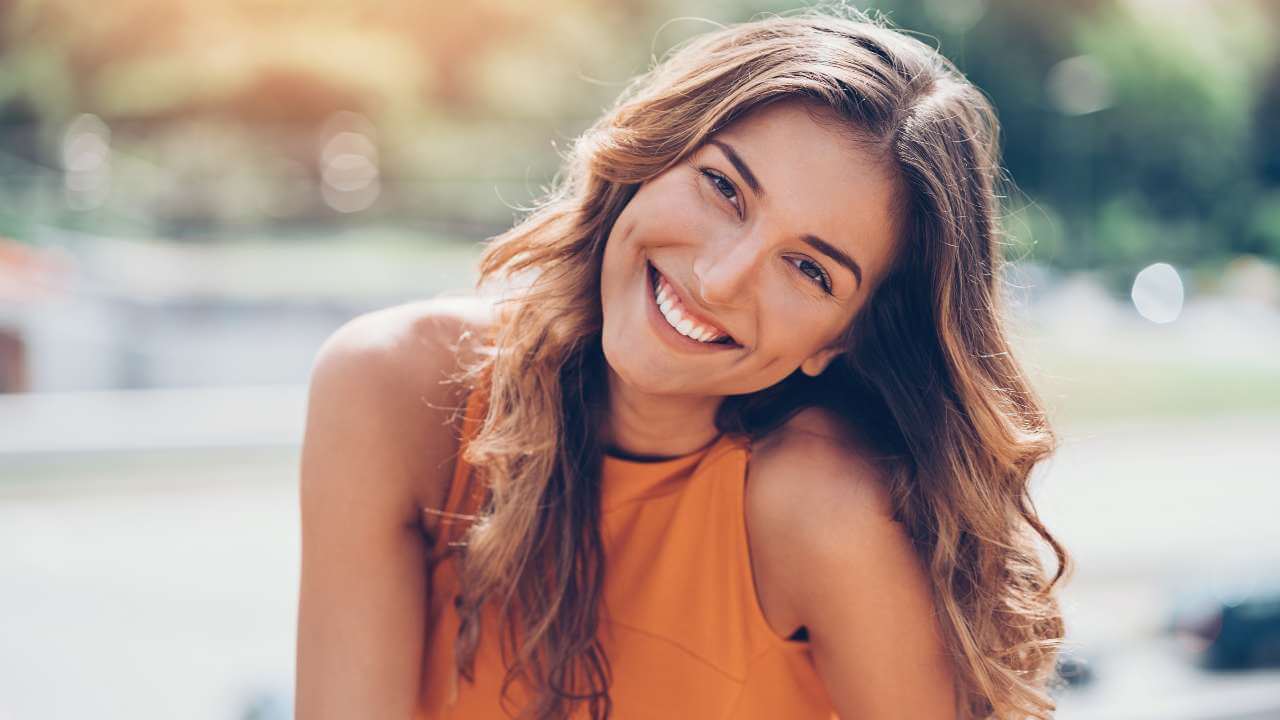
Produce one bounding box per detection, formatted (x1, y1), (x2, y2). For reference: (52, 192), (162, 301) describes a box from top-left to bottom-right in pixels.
(599, 100), (901, 398)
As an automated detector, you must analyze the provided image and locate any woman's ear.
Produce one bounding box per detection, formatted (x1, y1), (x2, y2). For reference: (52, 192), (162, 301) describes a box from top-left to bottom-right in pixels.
(800, 347), (842, 377)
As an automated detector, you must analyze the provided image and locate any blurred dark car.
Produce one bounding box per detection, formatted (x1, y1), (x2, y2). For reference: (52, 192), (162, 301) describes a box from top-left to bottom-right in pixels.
(1053, 646), (1095, 689)
(1171, 580), (1280, 671)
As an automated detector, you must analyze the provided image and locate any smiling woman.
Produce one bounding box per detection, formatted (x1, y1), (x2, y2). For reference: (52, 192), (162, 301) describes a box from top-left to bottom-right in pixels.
(599, 101), (901, 410)
(295, 8), (1069, 720)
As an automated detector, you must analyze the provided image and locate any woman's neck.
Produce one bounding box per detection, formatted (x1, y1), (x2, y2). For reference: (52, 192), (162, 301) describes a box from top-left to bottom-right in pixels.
(600, 367), (723, 459)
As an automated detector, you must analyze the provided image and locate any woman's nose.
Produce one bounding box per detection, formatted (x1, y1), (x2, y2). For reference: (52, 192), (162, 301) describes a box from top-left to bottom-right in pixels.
(691, 232), (766, 306)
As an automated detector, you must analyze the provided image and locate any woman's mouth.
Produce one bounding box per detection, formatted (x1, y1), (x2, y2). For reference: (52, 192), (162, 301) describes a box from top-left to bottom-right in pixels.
(646, 261), (739, 347)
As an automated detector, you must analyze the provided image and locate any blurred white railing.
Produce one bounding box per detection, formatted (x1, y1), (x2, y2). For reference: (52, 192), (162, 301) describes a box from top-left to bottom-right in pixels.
(0, 384), (306, 456)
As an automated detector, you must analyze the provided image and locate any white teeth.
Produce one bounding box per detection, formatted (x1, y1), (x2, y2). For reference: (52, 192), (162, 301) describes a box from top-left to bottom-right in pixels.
(651, 270), (729, 344)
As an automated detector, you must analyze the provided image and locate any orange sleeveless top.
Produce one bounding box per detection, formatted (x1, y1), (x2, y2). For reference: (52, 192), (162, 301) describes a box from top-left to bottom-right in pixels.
(414, 381), (838, 719)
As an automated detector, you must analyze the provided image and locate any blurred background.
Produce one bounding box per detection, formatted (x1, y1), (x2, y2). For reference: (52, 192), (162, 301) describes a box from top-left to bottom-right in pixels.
(1, 0), (1278, 718)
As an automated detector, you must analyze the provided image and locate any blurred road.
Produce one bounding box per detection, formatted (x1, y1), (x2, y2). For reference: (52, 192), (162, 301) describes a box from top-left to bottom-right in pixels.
(1057, 637), (1280, 720)
(1044, 413), (1280, 719)
(0, 446), (300, 720)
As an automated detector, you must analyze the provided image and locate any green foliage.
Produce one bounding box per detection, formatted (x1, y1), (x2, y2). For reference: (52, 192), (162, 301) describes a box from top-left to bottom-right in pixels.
(0, 0), (1276, 276)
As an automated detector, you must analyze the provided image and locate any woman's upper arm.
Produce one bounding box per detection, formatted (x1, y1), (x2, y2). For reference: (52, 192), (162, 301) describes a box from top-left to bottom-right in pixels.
(294, 300), (481, 719)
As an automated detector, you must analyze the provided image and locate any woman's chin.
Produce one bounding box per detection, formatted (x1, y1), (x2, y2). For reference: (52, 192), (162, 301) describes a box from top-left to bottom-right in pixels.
(602, 343), (685, 394)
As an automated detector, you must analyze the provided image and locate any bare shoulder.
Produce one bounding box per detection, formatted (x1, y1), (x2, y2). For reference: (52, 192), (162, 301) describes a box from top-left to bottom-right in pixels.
(306, 294), (498, 517)
(314, 294), (497, 381)
(745, 407), (955, 717)
(747, 406), (896, 530)
(744, 407), (896, 635)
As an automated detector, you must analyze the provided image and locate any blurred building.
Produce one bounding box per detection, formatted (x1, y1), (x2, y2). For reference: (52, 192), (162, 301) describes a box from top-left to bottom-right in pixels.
(1, 231), (478, 393)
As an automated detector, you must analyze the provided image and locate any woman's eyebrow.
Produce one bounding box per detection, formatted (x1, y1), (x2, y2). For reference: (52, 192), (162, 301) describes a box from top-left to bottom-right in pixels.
(708, 139), (764, 198)
(801, 234), (863, 289)
(708, 138), (864, 290)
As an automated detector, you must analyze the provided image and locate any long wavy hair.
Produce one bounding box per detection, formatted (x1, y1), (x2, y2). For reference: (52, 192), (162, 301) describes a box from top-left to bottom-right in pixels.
(437, 8), (1070, 720)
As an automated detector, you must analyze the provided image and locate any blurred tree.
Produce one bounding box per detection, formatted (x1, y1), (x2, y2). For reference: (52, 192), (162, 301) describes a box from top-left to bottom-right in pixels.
(1257, 58), (1280, 188)
(0, 0), (1274, 274)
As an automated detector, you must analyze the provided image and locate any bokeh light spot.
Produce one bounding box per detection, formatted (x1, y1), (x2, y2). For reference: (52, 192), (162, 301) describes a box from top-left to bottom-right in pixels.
(1131, 262), (1185, 323)
(1047, 55), (1113, 116)
(61, 114), (112, 210)
(923, 0), (988, 34)
(317, 114), (380, 213)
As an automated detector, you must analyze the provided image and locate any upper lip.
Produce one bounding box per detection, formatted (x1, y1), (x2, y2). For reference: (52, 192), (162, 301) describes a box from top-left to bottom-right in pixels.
(651, 263), (738, 344)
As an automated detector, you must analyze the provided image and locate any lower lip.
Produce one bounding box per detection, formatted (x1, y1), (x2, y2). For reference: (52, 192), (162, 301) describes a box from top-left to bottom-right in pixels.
(645, 262), (740, 354)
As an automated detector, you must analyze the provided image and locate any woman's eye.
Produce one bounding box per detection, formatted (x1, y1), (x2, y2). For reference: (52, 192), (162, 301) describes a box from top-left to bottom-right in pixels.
(700, 169), (740, 211)
(694, 166), (830, 296)
(792, 257), (833, 294)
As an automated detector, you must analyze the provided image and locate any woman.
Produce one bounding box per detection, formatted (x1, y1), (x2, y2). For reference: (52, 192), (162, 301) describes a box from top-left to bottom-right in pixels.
(295, 10), (1069, 720)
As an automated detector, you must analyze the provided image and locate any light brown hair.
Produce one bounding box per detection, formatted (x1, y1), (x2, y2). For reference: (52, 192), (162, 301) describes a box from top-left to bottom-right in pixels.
(435, 8), (1070, 719)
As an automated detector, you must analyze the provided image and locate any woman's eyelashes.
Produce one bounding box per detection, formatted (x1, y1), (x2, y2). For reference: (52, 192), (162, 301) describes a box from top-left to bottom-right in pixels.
(699, 168), (741, 215)
(789, 257), (834, 294)
(697, 166), (835, 296)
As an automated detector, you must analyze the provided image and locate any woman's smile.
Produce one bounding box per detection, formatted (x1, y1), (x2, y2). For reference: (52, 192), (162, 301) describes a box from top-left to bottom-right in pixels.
(644, 260), (743, 354)
(599, 101), (899, 398)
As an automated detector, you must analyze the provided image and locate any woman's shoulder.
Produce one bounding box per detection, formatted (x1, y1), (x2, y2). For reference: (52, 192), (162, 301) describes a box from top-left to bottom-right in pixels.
(314, 294), (498, 395)
(749, 406), (896, 519)
(743, 406), (900, 633)
(744, 408), (954, 715)
(318, 294), (497, 367)
(306, 294), (499, 513)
